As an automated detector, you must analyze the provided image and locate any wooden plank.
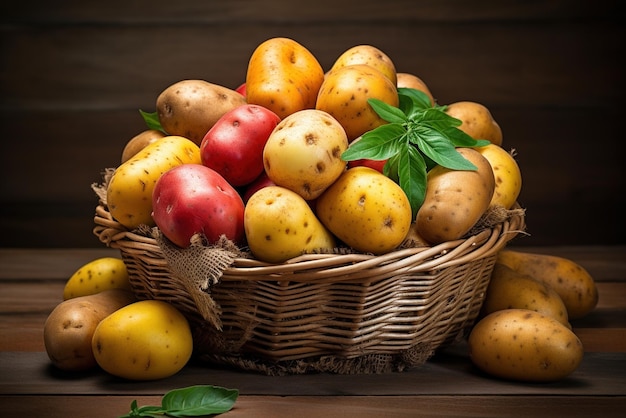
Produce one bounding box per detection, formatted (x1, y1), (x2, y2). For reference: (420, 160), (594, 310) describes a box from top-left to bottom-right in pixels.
(2, 22), (623, 110)
(1, 0), (622, 23)
(1, 351), (624, 396)
(0, 394), (625, 418)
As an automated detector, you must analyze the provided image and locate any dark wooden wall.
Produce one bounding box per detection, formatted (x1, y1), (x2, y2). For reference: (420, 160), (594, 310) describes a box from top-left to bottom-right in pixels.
(1, 0), (624, 248)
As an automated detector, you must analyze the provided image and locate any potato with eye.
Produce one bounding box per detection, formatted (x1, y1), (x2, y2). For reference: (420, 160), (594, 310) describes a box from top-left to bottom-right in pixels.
(263, 109), (348, 200)
(445, 101), (503, 146)
(156, 79), (246, 145)
(329, 44), (397, 85)
(316, 64), (399, 142)
(415, 147), (495, 244)
(246, 37), (325, 119)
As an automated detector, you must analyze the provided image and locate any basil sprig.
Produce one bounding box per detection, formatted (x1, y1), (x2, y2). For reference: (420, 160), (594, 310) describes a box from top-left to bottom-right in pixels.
(341, 88), (490, 217)
(120, 385), (239, 417)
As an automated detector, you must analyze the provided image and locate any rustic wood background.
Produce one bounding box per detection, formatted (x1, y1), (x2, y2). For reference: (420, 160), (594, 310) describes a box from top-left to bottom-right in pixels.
(1, 0), (624, 248)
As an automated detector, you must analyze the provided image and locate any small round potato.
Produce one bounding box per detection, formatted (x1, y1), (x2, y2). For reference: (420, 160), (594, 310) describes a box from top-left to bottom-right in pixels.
(446, 101), (503, 146)
(329, 44), (398, 85)
(121, 129), (165, 163)
(316, 64), (399, 141)
(468, 309), (584, 382)
(396, 72), (435, 106)
(263, 109), (348, 200)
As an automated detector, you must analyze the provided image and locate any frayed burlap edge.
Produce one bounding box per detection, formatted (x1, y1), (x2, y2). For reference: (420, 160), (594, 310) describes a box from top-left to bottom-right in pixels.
(199, 342), (436, 376)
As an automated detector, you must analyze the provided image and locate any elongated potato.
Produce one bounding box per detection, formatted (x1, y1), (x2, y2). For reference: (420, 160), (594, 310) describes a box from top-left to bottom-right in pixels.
(468, 309), (583, 382)
(156, 79), (246, 145)
(482, 263), (569, 326)
(415, 148), (495, 244)
(475, 144), (522, 209)
(497, 250), (599, 319)
(63, 257), (131, 300)
(106, 136), (201, 230)
(43, 289), (136, 371)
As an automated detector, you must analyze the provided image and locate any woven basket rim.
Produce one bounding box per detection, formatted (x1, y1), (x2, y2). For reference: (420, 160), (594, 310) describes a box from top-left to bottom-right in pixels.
(93, 201), (525, 283)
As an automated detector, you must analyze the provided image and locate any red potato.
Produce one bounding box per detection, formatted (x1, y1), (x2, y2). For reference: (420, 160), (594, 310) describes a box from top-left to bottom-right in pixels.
(235, 82), (246, 97)
(200, 104), (281, 187)
(242, 172), (276, 203)
(152, 164), (245, 247)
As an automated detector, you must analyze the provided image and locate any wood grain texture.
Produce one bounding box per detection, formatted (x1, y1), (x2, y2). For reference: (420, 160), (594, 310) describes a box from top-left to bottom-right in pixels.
(0, 1), (624, 247)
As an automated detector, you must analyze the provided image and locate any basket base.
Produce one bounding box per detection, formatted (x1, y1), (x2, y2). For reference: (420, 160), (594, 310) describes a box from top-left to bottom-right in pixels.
(197, 341), (438, 376)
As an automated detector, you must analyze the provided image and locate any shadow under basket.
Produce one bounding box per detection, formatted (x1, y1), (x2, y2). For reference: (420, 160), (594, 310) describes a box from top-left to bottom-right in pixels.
(93, 202), (525, 376)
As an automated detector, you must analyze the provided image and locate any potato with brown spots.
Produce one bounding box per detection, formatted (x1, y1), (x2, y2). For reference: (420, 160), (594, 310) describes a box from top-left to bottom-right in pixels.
(415, 147), (495, 244)
(475, 143), (522, 209)
(156, 79), (246, 145)
(316, 64), (399, 142)
(316, 166), (412, 255)
(244, 186), (336, 263)
(468, 309), (584, 382)
(482, 263), (570, 326)
(263, 109), (348, 200)
(445, 101), (503, 146)
(329, 44), (397, 85)
(497, 250), (599, 319)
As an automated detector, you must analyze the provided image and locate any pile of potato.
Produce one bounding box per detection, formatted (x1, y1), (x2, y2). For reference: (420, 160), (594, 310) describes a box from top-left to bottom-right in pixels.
(42, 37), (598, 382)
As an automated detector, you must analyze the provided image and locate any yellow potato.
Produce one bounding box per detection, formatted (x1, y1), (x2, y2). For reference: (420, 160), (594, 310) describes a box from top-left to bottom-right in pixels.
(497, 250), (599, 319)
(475, 144), (522, 209)
(482, 263), (569, 326)
(316, 167), (412, 254)
(63, 257), (131, 300)
(156, 79), (246, 145)
(244, 186), (336, 263)
(416, 148), (495, 244)
(316, 64), (399, 141)
(329, 44), (397, 85)
(446, 101), (503, 146)
(396, 72), (435, 106)
(92, 300), (193, 380)
(468, 309), (583, 382)
(43, 289), (136, 371)
(263, 109), (348, 200)
(121, 129), (166, 163)
(106, 136), (201, 230)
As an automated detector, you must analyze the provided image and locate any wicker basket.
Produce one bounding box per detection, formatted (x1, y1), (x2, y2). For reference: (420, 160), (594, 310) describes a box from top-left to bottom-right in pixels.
(93, 198), (525, 375)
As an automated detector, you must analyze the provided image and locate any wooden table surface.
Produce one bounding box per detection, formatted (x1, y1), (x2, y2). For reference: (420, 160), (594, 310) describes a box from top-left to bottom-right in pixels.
(1, 246), (625, 417)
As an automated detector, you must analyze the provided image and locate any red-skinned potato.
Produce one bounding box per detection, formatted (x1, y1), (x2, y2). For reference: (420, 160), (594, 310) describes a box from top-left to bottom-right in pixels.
(242, 172), (276, 204)
(201, 104), (281, 187)
(152, 164), (245, 247)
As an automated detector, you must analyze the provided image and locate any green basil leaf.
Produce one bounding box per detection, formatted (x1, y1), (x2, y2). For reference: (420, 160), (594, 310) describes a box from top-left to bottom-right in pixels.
(161, 385), (239, 417)
(398, 87), (433, 110)
(397, 146), (428, 216)
(341, 124), (406, 161)
(413, 128), (477, 171)
(367, 98), (407, 123)
(139, 109), (166, 133)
